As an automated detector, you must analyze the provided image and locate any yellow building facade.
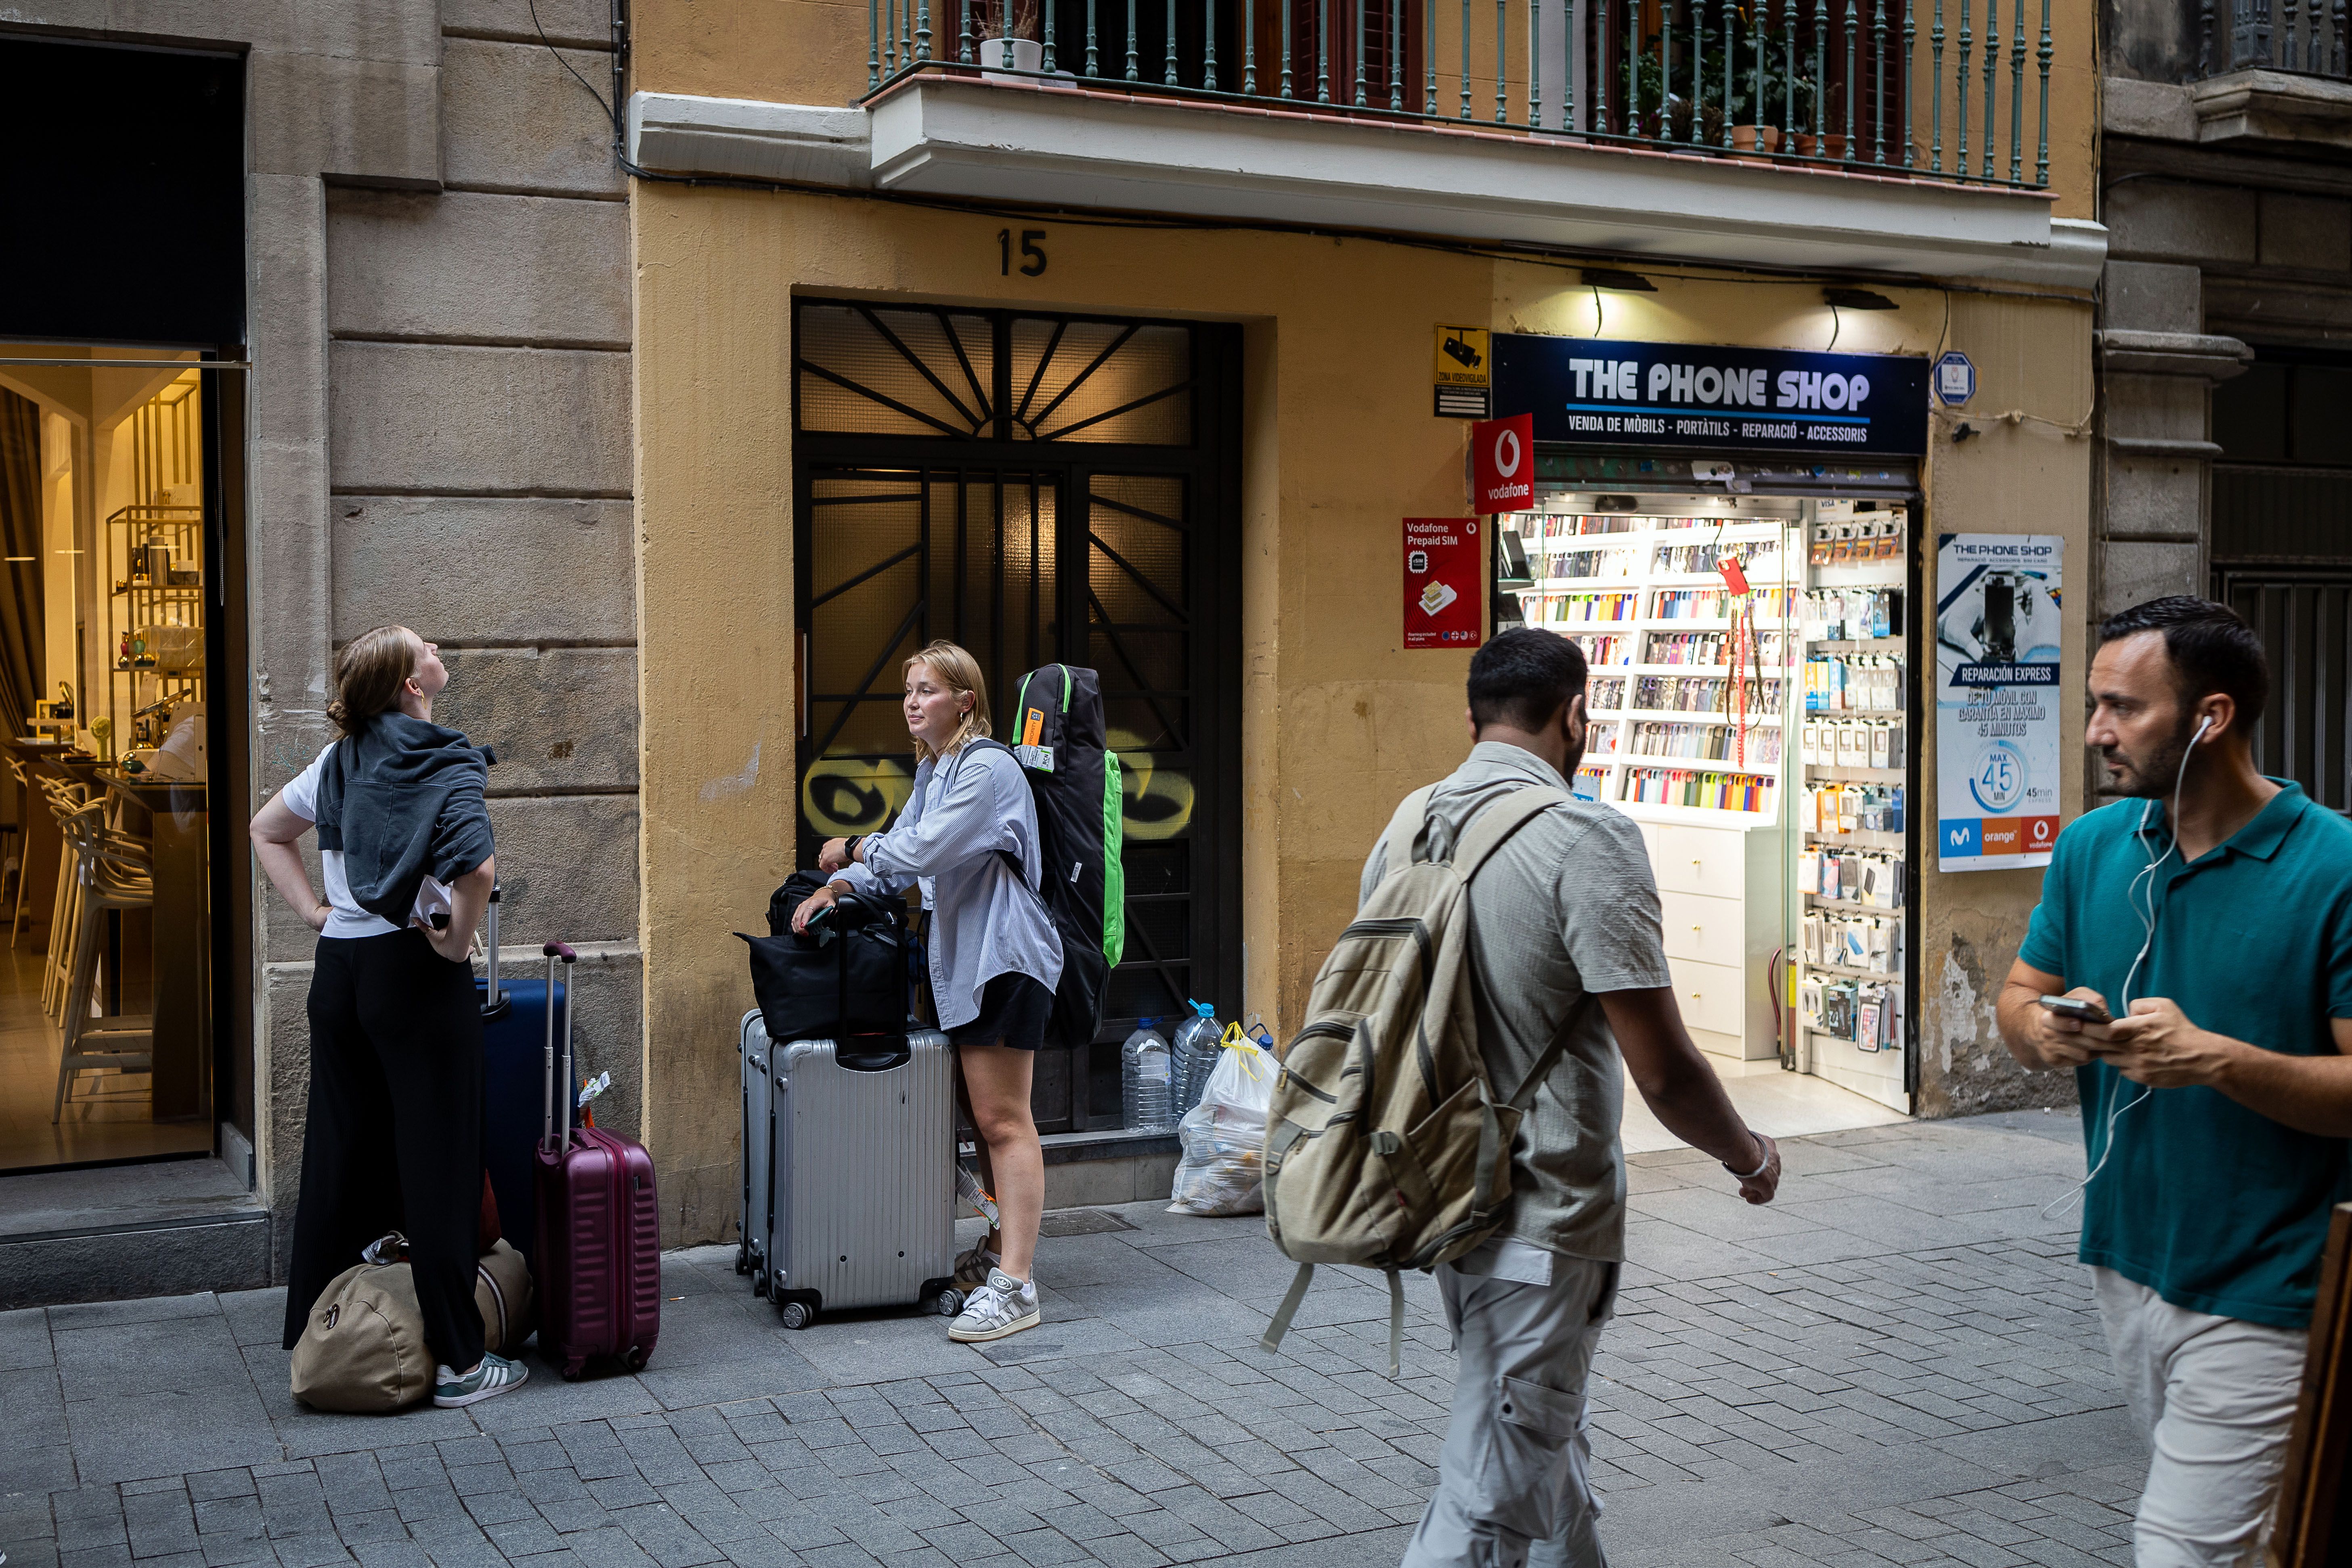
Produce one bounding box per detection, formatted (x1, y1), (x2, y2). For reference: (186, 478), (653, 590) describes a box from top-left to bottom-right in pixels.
(627, 0), (2104, 1245)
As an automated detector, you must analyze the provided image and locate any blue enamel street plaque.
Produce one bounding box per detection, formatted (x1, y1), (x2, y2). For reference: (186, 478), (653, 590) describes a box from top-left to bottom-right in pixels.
(1493, 334), (1931, 458)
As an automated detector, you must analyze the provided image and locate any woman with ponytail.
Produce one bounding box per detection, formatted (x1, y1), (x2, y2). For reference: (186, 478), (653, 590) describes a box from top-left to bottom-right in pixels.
(249, 625), (525, 1409)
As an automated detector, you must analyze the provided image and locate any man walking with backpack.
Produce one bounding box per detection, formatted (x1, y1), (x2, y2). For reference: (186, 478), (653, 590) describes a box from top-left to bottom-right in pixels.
(1365, 629), (1782, 1568)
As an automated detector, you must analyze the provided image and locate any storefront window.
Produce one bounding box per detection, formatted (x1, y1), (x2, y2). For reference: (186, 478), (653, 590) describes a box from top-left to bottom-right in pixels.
(0, 354), (216, 1170)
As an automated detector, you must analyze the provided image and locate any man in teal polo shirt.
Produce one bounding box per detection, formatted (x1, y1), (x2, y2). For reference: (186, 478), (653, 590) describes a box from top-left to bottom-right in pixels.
(1998, 596), (2352, 1568)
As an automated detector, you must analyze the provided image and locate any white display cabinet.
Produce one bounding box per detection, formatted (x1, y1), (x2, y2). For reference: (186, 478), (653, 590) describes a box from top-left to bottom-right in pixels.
(1792, 501), (1912, 1112)
(1499, 505), (1796, 1064)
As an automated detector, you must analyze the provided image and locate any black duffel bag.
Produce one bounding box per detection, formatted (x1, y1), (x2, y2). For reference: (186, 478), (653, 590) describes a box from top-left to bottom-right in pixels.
(738, 874), (910, 1046)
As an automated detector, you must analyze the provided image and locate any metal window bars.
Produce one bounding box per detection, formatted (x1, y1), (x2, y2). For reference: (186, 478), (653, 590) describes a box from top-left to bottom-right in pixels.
(2209, 0), (2350, 75)
(872, 0), (2057, 188)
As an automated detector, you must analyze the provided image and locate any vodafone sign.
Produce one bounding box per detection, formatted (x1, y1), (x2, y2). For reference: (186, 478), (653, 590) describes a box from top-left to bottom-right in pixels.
(1470, 413), (1534, 512)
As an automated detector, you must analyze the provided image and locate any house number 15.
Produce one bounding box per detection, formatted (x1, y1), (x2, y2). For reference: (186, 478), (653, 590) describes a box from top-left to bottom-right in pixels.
(998, 228), (1047, 277)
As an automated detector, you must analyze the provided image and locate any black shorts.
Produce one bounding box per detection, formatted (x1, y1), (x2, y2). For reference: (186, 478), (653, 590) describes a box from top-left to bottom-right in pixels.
(945, 972), (1053, 1050)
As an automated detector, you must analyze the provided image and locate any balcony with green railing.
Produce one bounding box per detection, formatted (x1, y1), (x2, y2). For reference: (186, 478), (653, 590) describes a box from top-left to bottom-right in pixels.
(863, 0), (2061, 188)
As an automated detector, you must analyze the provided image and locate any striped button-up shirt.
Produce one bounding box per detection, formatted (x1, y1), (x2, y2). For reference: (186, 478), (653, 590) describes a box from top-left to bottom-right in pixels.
(839, 742), (1063, 1031)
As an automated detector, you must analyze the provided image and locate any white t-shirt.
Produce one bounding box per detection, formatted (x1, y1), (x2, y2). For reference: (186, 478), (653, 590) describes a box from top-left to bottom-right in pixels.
(278, 742), (454, 939)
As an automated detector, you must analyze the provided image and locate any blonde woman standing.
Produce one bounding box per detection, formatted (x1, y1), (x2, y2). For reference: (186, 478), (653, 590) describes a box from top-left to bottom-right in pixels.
(250, 625), (527, 1409)
(794, 641), (1062, 1344)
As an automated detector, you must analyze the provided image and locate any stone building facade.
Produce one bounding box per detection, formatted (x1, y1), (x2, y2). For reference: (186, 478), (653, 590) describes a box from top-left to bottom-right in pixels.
(0, 0), (641, 1297)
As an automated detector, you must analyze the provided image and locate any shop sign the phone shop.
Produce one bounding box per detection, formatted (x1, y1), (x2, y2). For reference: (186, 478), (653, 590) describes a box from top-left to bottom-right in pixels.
(1493, 335), (1929, 457)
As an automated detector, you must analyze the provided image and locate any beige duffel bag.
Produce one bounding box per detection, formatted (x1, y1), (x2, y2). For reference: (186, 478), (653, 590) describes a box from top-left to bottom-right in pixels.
(290, 1234), (537, 1412)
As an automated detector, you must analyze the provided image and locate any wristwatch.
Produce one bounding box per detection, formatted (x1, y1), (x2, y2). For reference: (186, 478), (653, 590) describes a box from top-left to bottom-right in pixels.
(845, 835), (864, 863)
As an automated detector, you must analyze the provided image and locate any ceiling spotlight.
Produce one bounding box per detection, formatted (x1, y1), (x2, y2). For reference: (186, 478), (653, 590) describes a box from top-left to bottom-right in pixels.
(1583, 268), (1658, 293)
(1824, 287), (1898, 310)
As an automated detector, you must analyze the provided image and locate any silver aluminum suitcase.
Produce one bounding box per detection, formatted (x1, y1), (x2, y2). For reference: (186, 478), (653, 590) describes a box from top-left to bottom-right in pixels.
(736, 1010), (773, 1289)
(751, 1014), (961, 1329)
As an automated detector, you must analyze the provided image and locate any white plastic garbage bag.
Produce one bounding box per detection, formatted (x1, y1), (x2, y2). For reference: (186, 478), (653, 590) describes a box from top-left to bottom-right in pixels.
(1167, 1025), (1274, 1216)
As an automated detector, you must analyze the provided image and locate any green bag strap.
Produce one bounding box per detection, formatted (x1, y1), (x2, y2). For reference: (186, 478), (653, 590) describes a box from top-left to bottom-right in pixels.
(1015, 670), (1035, 718)
(1101, 751), (1126, 966)
(1261, 1261), (1315, 1356)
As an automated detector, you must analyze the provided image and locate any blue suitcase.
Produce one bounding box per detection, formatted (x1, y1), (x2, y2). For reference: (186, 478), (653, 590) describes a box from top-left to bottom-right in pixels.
(477, 888), (577, 1267)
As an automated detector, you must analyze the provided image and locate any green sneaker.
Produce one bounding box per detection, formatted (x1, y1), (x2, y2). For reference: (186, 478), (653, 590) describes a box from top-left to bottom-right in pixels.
(433, 1352), (528, 1408)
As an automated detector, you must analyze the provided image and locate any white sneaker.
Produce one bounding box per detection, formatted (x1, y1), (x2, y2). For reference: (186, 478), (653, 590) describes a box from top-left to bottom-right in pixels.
(948, 1267), (1041, 1343)
(432, 1352), (528, 1408)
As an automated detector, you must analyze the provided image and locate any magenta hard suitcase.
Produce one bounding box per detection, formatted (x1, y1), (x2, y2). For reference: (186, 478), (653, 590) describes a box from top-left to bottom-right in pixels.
(531, 941), (661, 1379)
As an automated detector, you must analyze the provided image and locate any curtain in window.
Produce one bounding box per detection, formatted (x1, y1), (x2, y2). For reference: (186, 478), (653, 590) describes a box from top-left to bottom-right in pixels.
(0, 391), (47, 740)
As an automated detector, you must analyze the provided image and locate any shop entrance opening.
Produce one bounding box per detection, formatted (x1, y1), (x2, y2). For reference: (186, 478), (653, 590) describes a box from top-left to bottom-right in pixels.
(1496, 478), (1919, 1114)
(791, 300), (1243, 1133)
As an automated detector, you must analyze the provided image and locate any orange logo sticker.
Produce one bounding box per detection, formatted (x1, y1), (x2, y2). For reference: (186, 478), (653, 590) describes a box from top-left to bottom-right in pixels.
(1022, 707), (1045, 746)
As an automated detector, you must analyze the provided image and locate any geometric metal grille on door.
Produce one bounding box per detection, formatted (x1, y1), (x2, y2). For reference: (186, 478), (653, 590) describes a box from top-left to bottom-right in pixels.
(794, 299), (1242, 1132)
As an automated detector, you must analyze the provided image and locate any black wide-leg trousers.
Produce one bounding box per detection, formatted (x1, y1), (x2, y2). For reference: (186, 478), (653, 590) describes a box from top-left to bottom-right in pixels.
(281, 929), (486, 1372)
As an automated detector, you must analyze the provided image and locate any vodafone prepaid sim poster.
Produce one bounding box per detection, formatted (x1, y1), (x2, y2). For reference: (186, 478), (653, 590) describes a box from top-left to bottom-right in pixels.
(1403, 518), (1484, 650)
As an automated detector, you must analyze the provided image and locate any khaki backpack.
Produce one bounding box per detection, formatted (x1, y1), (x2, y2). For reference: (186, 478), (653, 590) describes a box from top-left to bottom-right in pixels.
(289, 1233), (537, 1412)
(1259, 784), (1573, 1374)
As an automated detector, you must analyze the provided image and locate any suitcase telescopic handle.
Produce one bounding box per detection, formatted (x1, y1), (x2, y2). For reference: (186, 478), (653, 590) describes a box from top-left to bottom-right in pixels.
(541, 941), (577, 1151)
(480, 885), (507, 1020)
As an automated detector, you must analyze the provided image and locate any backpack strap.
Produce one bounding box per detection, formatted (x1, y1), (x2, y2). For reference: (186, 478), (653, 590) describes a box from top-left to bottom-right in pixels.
(962, 740), (1044, 894)
(1260, 1264), (1407, 1377)
(1451, 786), (1577, 1226)
(1448, 786), (1575, 883)
(1501, 1012), (1580, 1113)
(1378, 786), (1438, 878)
(1261, 1260), (1314, 1357)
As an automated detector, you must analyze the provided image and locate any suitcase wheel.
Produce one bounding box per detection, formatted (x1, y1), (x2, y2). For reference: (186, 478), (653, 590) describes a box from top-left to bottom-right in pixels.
(778, 1300), (813, 1331)
(750, 1266), (767, 1298)
(734, 1245), (749, 1277)
(934, 1288), (966, 1318)
(621, 1346), (651, 1372)
(562, 1357), (587, 1381)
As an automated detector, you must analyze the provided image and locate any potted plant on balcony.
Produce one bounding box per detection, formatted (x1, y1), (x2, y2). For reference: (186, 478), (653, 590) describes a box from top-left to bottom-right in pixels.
(1723, 11), (1813, 157)
(1611, 17), (1821, 161)
(1630, 48), (1728, 146)
(1792, 71), (1850, 159)
(977, 0), (1044, 76)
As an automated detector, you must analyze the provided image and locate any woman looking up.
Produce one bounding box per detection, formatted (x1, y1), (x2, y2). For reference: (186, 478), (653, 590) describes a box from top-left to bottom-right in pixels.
(794, 640), (1063, 1345)
(251, 625), (525, 1409)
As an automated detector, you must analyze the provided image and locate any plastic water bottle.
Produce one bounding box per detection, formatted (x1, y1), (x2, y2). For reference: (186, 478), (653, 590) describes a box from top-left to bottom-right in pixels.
(1171, 1000), (1222, 1115)
(1121, 1019), (1174, 1132)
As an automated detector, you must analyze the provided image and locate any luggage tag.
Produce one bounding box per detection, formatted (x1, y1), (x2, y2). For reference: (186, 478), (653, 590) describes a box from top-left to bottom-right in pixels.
(576, 1072), (612, 1127)
(955, 1164), (1001, 1226)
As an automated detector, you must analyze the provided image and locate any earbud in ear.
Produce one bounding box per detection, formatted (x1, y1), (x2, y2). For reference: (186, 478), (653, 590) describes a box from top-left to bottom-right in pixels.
(2193, 717), (2214, 743)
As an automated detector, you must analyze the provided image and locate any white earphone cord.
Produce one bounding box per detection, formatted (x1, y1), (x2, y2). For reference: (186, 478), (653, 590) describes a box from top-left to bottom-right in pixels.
(2042, 717), (2211, 1220)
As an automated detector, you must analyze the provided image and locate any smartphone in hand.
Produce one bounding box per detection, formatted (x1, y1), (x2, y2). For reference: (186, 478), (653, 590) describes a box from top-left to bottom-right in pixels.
(2038, 994), (2112, 1026)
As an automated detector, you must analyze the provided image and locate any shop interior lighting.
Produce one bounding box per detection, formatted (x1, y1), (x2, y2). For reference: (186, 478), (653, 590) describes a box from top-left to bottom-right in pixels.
(1823, 288), (1898, 310)
(1583, 269), (1658, 292)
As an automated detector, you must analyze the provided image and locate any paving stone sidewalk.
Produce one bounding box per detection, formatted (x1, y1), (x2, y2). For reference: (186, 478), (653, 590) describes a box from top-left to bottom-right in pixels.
(0, 1110), (2149, 1568)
